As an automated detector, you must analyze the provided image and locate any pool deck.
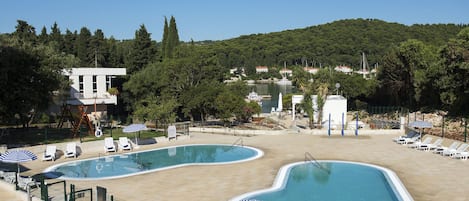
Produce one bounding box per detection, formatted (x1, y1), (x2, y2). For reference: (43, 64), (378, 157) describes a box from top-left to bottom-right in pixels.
(1, 131), (468, 201)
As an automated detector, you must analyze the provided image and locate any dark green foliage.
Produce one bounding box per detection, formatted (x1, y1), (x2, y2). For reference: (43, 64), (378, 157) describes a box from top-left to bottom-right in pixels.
(163, 16), (180, 59)
(435, 28), (469, 114)
(127, 24), (156, 74)
(75, 27), (92, 66)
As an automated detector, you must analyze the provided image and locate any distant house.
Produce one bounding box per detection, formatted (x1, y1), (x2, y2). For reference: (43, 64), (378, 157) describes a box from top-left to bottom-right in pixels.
(279, 68), (293, 76)
(255, 66), (269, 73)
(304, 67), (319, 74)
(334, 66), (353, 74)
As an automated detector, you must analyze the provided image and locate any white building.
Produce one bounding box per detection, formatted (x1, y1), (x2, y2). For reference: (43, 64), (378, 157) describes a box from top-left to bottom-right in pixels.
(291, 95), (347, 128)
(255, 66), (269, 73)
(63, 68), (126, 106)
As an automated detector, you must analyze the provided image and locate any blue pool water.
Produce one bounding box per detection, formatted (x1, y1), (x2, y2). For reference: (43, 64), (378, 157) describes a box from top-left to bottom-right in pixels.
(45, 144), (262, 180)
(232, 161), (413, 201)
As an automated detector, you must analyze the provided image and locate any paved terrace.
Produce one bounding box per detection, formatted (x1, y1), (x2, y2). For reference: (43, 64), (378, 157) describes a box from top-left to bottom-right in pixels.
(1, 131), (468, 201)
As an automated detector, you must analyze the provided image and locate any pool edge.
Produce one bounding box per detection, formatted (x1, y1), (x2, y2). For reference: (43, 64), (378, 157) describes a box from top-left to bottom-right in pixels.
(229, 160), (414, 201)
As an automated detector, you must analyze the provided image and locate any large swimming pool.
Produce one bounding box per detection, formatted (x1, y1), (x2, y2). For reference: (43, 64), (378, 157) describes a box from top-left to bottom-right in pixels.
(231, 161), (413, 201)
(44, 144), (263, 180)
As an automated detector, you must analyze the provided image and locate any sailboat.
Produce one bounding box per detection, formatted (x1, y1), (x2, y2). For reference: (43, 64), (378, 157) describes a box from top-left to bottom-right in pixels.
(276, 61), (292, 85)
(356, 52), (370, 79)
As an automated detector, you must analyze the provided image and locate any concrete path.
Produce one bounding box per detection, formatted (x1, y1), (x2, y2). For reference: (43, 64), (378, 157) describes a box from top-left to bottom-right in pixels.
(1, 132), (468, 201)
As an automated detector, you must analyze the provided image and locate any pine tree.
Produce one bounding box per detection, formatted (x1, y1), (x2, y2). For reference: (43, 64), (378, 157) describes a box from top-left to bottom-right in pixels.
(38, 26), (48, 44)
(13, 20), (36, 46)
(63, 29), (76, 55)
(128, 24), (155, 73)
(50, 22), (64, 52)
(91, 29), (107, 67)
(76, 27), (92, 66)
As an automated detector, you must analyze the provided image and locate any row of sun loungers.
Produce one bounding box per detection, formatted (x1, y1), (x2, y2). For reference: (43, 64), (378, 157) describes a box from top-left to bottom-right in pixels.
(104, 137), (132, 153)
(393, 132), (469, 160)
(40, 137), (134, 162)
(41, 142), (78, 161)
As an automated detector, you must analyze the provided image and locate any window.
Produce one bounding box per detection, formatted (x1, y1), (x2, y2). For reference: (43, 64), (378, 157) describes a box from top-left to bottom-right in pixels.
(92, 76), (97, 93)
(106, 75), (111, 91)
(79, 76), (84, 93)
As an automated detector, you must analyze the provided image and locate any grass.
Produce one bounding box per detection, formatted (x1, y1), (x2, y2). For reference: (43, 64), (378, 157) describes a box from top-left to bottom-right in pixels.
(0, 126), (165, 147)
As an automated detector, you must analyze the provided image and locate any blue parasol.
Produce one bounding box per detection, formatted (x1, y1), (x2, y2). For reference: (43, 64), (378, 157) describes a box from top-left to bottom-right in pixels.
(409, 121), (432, 142)
(0, 149), (37, 187)
(123, 124), (147, 133)
(408, 121), (432, 129)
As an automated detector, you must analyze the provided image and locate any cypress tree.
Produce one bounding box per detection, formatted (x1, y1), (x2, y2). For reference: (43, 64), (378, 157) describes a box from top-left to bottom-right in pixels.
(164, 16), (180, 59)
(162, 16), (169, 59)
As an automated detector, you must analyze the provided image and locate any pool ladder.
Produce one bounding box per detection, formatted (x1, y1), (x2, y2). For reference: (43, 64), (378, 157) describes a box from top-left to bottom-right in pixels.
(304, 152), (330, 174)
(231, 137), (244, 147)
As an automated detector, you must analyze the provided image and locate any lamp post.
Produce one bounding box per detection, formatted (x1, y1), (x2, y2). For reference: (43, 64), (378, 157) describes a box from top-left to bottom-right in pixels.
(439, 110), (448, 138)
(464, 117), (467, 142)
(335, 83), (340, 95)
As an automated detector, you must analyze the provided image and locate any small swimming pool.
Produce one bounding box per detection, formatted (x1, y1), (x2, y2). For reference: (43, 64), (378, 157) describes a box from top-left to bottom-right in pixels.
(231, 160), (413, 201)
(44, 144), (263, 180)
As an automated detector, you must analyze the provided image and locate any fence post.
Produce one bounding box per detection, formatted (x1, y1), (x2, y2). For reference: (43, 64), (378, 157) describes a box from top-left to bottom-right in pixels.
(63, 181), (67, 201)
(69, 184), (75, 201)
(341, 112), (344, 136)
(41, 180), (48, 201)
(464, 118), (467, 142)
(328, 113), (331, 136)
(355, 112), (358, 136)
(442, 115), (445, 138)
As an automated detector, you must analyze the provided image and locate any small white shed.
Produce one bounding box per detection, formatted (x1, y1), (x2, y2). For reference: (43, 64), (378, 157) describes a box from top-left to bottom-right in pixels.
(292, 95), (347, 127)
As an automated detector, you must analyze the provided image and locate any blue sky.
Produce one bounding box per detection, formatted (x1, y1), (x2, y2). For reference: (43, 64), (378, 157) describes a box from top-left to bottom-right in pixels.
(1, 0), (468, 41)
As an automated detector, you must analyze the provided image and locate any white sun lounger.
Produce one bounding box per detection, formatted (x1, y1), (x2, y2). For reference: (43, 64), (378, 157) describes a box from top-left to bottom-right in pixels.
(442, 143), (468, 157)
(42, 145), (56, 161)
(433, 141), (460, 155)
(118, 137), (132, 151)
(104, 137), (116, 152)
(417, 138), (443, 151)
(65, 142), (77, 158)
(408, 137), (433, 149)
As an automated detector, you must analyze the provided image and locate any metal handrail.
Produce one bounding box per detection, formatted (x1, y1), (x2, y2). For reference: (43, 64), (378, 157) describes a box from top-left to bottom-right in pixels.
(231, 137), (244, 147)
(304, 152), (330, 174)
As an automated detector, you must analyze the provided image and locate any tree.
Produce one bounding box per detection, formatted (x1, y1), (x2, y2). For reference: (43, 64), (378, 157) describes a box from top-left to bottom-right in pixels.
(133, 95), (179, 127)
(76, 27), (92, 66)
(38, 26), (48, 44)
(127, 24), (156, 74)
(50, 22), (64, 51)
(161, 17), (169, 59)
(215, 89), (245, 125)
(12, 20), (36, 46)
(91, 29), (107, 67)
(377, 39), (436, 108)
(436, 27), (469, 114)
(180, 80), (222, 122)
(163, 16), (180, 59)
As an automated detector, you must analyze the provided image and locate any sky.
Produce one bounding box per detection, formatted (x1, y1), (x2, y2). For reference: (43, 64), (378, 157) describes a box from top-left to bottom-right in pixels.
(1, 0), (469, 42)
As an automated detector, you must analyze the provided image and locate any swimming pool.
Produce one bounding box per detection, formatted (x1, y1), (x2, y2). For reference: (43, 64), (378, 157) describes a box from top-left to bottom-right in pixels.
(231, 160), (413, 201)
(44, 144), (263, 180)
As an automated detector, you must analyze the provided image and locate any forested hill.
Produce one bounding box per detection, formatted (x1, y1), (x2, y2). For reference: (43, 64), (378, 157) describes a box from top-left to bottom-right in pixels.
(212, 18), (467, 71)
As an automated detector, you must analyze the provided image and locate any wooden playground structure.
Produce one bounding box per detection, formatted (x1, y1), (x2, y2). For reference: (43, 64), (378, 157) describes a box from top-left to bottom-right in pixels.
(57, 104), (95, 137)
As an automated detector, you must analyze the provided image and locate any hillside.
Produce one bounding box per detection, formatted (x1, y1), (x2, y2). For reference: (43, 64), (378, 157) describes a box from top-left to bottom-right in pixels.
(211, 18), (467, 71)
